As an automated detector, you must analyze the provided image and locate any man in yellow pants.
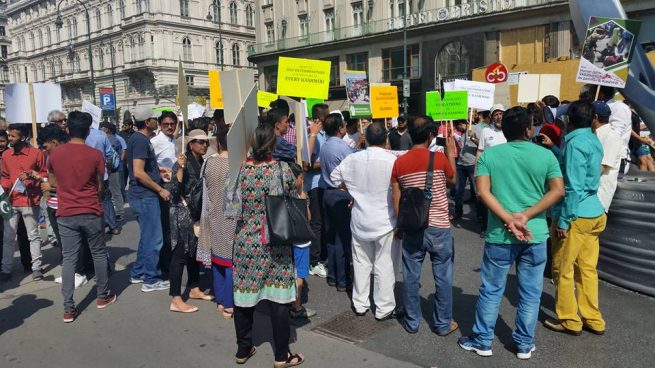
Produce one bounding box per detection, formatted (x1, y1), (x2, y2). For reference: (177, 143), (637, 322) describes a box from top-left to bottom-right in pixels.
(541, 100), (607, 336)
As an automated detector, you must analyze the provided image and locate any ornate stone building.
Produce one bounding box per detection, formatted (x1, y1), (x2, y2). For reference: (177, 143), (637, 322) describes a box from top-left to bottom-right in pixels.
(5, 0), (256, 117)
(1, 0), (11, 117)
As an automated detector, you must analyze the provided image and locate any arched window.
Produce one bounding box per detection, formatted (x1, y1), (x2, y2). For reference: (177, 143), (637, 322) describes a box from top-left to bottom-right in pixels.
(49, 62), (55, 79)
(119, 1), (126, 18)
(67, 19), (73, 39)
(129, 36), (137, 61)
(32, 66), (38, 82)
(182, 36), (192, 60)
(74, 54), (81, 72)
(138, 35), (145, 59)
(215, 40), (223, 65)
(28, 31), (34, 50)
(72, 17), (78, 37)
(232, 43), (240, 65)
(180, 0), (189, 17)
(98, 49), (104, 69)
(436, 41), (469, 80)
(39, 64), (46, 81)
(55, 25), (61, 43)
(96, 9), (102, 30)
(36, 29), (42, 48)
(212, 0), (221, 22)
(45, 27), (51, 46)
(245, 4), (254, 27)
(229, 2), (237, 24)
(107, 4), (113, 26)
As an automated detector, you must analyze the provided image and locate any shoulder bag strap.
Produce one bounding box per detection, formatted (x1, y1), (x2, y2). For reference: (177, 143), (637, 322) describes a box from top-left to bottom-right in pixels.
(424, 151), (435, 200)
(277, 161), (288, 196)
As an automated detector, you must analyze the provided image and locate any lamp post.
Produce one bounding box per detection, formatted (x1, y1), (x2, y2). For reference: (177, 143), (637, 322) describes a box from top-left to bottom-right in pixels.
(100, 39), (118, 124)
(402, 5), (409, 116)
(206, 3), (223, 71)
(55, 0), (96, 104)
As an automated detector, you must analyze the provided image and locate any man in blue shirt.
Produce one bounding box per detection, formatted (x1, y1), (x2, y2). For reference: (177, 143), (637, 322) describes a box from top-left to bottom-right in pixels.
(544, 101), (607, 336)
(319, 113), (354, 291)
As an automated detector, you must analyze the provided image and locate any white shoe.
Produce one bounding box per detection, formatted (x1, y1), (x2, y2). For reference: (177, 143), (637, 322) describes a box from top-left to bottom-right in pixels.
(74, 273), (88, 289)
(141, 280), (170, 293)
(55, 276), (62, 284)
(309, 263), (327, 278)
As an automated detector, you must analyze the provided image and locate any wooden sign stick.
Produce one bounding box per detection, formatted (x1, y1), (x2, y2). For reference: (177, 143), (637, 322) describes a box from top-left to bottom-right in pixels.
(28, 83), (38, 147)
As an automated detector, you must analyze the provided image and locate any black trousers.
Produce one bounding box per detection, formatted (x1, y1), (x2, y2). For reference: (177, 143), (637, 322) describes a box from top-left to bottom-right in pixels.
(168, 242), (199, 297)
(308, 188), (325, 265)
(234, 301), (291, 362)
(158, 198), (172, 275)
(17, 217), (32, 271)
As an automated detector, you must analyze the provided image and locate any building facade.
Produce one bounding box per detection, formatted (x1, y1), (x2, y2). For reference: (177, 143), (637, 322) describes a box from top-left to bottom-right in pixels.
(248, 0), (655, 113)
(5, 0), (256, 118)
(1, 0), (11, 117)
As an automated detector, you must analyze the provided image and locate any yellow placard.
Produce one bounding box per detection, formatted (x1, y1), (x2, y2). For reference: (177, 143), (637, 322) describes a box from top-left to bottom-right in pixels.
(257, 90), (279, 108)
(208, 70), (224, 109)
(276, 57), (331, 100)
(370, 86), (399, 119)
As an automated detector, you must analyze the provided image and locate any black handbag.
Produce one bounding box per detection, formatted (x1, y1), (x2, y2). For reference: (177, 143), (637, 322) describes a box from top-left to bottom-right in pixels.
(265, 162), (315, 246)
(396, 151), (435, 233)
(184, 155), (207, 222)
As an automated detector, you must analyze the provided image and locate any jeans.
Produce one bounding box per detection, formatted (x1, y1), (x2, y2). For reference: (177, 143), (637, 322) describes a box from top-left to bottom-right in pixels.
(58, 214), (109, 312)
(108, 171), (125, 220)
(455, 164), (476, 211)
(402, 226), (454, 333)
(471, 241), (547, 350)
(323, 189), (352, 288)
(308, 188), (325, 265)
(129, 196), (164, 285)
(102, 180), (118, 231)
(1, 206), (42, 274)
(213, 264), (234, 309)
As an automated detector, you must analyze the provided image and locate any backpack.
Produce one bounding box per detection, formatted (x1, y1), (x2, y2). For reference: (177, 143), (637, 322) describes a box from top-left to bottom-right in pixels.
(396, 151), (435, 233)
(107, 135), (122, 172)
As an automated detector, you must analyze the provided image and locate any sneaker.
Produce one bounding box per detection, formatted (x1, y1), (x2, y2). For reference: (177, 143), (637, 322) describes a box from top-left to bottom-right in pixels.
(55, 276), (62, 284)
(74, 273), (88, 289)
(111, 228), (121, 235)
(0, 272), (10, 282)
(130, 277), (144, 284)
(141, 280), (169, 293)
(32, 270), (44, 281)
(543, 318), (582, 336)
(289, 306), (317, 319)
(63, 309), (78, 323)
(458, 336), (493, 357)
(516, 345), (536, 360)
(375, 311), (398, 322)
(97, 293), (117, 309)
(309, 263), (327, 278)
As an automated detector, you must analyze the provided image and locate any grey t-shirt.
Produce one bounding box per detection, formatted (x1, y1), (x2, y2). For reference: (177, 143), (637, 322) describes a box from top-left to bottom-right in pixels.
(456, 132), (478, 166)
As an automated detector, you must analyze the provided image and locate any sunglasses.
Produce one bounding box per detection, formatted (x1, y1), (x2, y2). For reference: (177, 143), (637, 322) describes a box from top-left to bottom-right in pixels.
(191, 140), (209, 145)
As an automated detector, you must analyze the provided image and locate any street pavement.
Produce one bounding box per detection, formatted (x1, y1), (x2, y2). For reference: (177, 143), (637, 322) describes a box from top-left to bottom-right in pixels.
(1, 202), (654, 368)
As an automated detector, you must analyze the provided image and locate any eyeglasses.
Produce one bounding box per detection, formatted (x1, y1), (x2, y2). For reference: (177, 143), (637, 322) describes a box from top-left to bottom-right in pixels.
(191, 140), (209, 145)
(160, 123), (176, 127)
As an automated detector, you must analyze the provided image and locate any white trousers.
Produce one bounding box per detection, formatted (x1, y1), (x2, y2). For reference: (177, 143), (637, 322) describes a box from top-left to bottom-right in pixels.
(351, 230), (399, 318)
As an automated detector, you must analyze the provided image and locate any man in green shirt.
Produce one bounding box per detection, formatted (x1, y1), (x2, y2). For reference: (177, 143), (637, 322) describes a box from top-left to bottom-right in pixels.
(458, 107), (564, 360)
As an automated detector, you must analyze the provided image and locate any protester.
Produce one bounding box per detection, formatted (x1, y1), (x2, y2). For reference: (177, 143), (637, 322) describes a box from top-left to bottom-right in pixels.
(127, 106), (170, 292)
(306, 103), (330, 278)
(597, 86), (631, 174)
(629, 109), (655, 172)
(230, 123), (303, 367)
(119, 119), (135, 200)
(342, 112), (365, 150)
(197, 121), (237, 319)
(100, 122), (126, 227)
(268, 108), (296, 163)
(545, 101), (607, 336)
(590, 101), (623, 212)
(271, 99), (296, 146)
(166, 130), (212, 313)
(47, 110), (67, 130)
(330, 122), (399, 320)
(47, 111), (117, 323)
(458, 107), (564, 359)
(391, 115), (458, 336)
(0, 124), (47, 282)
(453, 119), (477, 220)
(388, 116), (413, 150)
(319, 113), (355, 292)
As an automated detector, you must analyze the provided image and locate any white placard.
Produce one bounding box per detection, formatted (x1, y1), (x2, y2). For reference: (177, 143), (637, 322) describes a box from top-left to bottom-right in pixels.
(539, 74), (562, 100)
(494, 82), (511, 108)
(82, 100), (102, 130)
(220, 69), (255, 126)
(445, 80), (495, 110)
(517, 74), (561, 103)
(226, 85), (259, 190)
(5, 83), (63, 124)
(187, 102), (206, 121)
(508, 71), (528, 85)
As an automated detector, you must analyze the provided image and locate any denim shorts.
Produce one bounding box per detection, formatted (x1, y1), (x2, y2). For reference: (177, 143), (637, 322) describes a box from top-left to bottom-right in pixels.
(293, 246), (310, 279)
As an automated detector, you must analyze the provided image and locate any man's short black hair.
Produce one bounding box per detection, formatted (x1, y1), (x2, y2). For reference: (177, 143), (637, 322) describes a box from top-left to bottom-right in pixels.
(323, 113), (344, 137)
(67, 111), (93, 139)
(266, 108), (287, 127)
(365, 122), (387, 146)
(408, 115), (435, 145)
(542, 95), (560, 108)
(40, 124), (69, 144)
(599, 86), (616, 101)
(7, 124), (28, 137)
(0, 129), (7, 140)
(269, 99), (290, 117)
(311, 103), (329, 121)
(99, 121), (117, 134)
(567, 100), (594, 129)
(398, 116), (407, 124)
(501, 107), (532, 141)
(479, 111), (490, 119)
(158, 111), (178, 125)
(189, 118), (209, 133)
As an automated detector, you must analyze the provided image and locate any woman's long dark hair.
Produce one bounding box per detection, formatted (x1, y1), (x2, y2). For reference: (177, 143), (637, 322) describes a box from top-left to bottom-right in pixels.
(251, 122), (276, 162)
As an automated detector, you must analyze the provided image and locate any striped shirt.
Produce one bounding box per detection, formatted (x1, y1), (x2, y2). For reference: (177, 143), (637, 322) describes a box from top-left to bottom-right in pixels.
(391, 148), (454, 228)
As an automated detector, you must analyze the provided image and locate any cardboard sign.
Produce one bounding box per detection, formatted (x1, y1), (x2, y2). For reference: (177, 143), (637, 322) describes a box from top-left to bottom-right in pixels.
(226, 85), (259, 190)
(257, 91), (278, 108)
(444, 80), (495, 110)
(82, 100), (102, 130)
(344, 70), (371, 117)
(305, 98), (324, 118)
(220, 69), (256, 125)
(370, 86), (399, 119)
(208, 70), (224, 109)
(517, 74), (561, 103)
(289, 100), (311, 164)
(576, 17), (642, 88)
(5, 83), (63, 124)
(426, 91), (468, 121)
(494, 82), (511, 108)
(277, 57), (331, 100)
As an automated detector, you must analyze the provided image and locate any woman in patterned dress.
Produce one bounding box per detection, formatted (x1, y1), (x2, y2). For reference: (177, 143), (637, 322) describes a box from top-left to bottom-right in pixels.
(231, 123), (304, 367)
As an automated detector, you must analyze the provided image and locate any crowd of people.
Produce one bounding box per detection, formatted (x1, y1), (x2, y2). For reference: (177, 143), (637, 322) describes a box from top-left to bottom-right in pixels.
(0, 82), (652, 366)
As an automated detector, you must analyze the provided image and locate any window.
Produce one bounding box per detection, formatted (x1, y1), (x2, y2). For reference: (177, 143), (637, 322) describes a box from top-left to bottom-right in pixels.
(324, 9), (334, 32)
(280, 20), (287, 39)
(138, 35), (145, 59)
(180, 0), (189, 17)
(129, 36), (136, 61)
(299, 15), (308, 38)
(352, 2), (363, 32)
(72, 18), (78, 37)
(1, 46), (7, 59)
(2, 66), (10, 82)
(185, 75), (194, 86)
(264, 65), (277, 92)
(182, 36), (192, 60)
(212, 0), (221, 23)
(399, 0), (406, 17)
(36, 29), (42, 48)
(346, 52), (368, 73)
(73, 54), (81, 73)
(119, 1), (126, 18)
(436, 41), (469, 80)
(107, 4), (113, 26)
(215, 41), (224, 65)
(49, 63), (55, 80)
(137, 0), (149, 14)
(96, 9), (102, 30)
(67, 19), (73, 39)
(382, 44), (420, 81)
(28, 31), (34, 50)
(266, 23), (274, 44)
(323, 56), (340, 86)
(46, 27), (51, 46)
(56, 26), (60, 43)
(0, 26), (5, 37)
(232, 43), (240, 65)
(98, 49), (104, 69)
(229, 2), (238, 24)
(245, 4), (254, 27)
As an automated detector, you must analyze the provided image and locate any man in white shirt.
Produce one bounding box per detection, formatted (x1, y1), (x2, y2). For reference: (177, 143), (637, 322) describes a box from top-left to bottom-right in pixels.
(599, 86), (631, 168)
(330, 122), (399, 320)
(592, 101), (623, 212)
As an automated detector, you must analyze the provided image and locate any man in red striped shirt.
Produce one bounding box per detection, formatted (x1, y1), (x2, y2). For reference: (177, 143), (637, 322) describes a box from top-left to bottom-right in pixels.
(391, 115), (458, 336)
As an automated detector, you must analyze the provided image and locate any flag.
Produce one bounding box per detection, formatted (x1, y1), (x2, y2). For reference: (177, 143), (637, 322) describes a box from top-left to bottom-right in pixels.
(0, 186), (14, 220)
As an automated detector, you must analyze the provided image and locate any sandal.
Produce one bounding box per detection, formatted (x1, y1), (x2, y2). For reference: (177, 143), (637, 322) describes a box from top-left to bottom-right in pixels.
(189, 294), (214, 301)
(273, 352), (304, 368)
(222, 308), (234, 320)
(169, 304), (199, 313)
(235, 346), (256, 364)
(216, 304), (225, 313)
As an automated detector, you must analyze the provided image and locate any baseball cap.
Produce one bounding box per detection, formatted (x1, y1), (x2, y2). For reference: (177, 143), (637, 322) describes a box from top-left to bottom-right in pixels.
(132, 106), (157, 122)
(591, 101), (612, 118)
(491, 104), (505, 114)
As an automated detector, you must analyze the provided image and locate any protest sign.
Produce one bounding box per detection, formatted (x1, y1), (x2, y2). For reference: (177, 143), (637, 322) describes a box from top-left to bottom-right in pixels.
(208, 70), (224, 109)
(5, 83), (63, 124)
(289, 100), (311, 164)
(494, 82), (511, 107)
(226, 84), (259, 190)
(344, 70), (371, 117)
(220, 69), (256, 125)
(187, 102), (206, 120)
(444, 80), (495, 110)
(257, 91), (278, 108)
(370, 86), (399, 119)
(517, 74), (561, 103)
(82, 100), (102, 129)
(426, 91), (468, 121)
(277, 57), (331, 100)
(576, 17), (641, 88)
(305, 98), (324, 118)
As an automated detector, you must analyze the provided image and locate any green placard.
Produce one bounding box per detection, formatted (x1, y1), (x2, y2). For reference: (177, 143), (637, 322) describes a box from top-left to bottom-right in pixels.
(426, 91), (468, 121)
(306, 98), (324, 118)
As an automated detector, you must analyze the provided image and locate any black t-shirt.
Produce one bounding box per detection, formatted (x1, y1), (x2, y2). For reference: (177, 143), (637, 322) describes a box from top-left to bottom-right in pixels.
(388, 128), (413, 151)
(127, 132), (161, 199)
